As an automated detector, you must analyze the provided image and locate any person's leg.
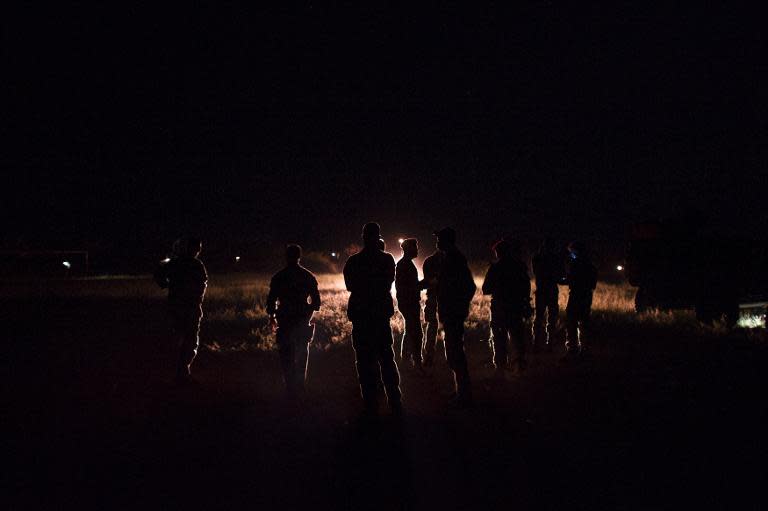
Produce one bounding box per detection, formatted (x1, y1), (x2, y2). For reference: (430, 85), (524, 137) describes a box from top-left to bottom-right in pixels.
(490, 321), (508, 371)
(291, 324), (312, 393)
(176, 307), (202, 381)
(443, 316), (471, 399)
(510, 318), (527, 370)
(375, 318), (402, 406)
(404, 309), (423, 366)
(398, 311), (409, 360)
(423, 297), (438, 365)
(546, 294), (559, 346)
(352, 321), (380, 411)
(565, 299), (579, 355)
(533, 292), (547, 346)
(577, 294), (593, 353)
(276, 324), (297, 393)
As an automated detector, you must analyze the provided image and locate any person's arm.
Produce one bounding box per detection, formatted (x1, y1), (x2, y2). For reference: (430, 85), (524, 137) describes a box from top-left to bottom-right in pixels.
(266, 275), (279, 317)
(343, 258), (355, 292)
(195, 261), (209, 297)
(462, 262), (477, 302)
(481, 264), (496, 295)
(310, 276), (321, 312)
(153, 262), (170, 289)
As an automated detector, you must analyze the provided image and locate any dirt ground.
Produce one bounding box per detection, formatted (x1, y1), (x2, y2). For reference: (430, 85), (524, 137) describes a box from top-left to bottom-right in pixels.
(5, 293), (768, 510)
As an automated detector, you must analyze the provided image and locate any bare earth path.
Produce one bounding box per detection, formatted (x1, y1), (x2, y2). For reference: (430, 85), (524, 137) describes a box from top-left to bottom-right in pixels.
(5, 296), (768, 510)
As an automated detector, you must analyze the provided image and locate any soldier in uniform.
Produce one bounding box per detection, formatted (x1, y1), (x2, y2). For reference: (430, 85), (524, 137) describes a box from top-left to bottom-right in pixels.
(421, 244), (444, 366)
(564, 241), (598, 358)
(532, 238), (563, 349)
(395, 238), (426, 370)
(154, 237), (208, 384)
(482, 238), (532, 376)
(266, 244), (321, 396)
(434, 227), (476, 407)
(343, 222), (402, 415)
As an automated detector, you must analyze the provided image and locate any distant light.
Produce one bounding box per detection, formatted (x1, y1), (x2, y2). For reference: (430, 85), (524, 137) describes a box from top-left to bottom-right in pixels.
(161, 257), (171, 263)
(235, 256), (241, 262)
(62, 261), (71, 269)
(330, 252), (337, 258)
(398, 238), (405, 245)
(616, 265), (624, 271)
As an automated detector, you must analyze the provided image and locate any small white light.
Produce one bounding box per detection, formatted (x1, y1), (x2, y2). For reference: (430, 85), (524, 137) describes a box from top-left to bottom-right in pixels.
(398, 238), (405, 244)
(331, 252), (337, 257)
(161, 257), (171, 263)
(62, 261), (71, 269)
(235, 256), (241, 262)
(616, 265), (624, 271)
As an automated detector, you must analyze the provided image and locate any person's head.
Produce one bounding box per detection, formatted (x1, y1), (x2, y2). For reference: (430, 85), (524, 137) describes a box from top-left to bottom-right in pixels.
(542, 237), (558, 254)
(174, 237), (202, 258)
(362, 222), (381, 247)
(494, 238), (522, 260)
(400, 238), (418, 259)
(285, 244), (302, 265)
(433, 227), (456, 251)
(567, 240), (587, 259)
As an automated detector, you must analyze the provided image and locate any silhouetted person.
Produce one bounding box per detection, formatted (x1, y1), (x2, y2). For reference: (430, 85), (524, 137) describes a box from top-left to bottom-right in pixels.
(343, 222), (402, 415)
(434, 227), (476, 407)
(395, 238), (426, 370)
(563, 241), (597, 358)
(532, 238), (563, 349)
(154, 237), (208, 383)
(266, 244), (321, 396)
(421, 245), (444, 367)
(482, 239), (532, 375)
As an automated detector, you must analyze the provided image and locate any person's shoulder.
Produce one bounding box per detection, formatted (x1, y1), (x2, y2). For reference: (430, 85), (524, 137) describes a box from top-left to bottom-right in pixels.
(299, 265), (318, 281)
(272, 266), (288, 278)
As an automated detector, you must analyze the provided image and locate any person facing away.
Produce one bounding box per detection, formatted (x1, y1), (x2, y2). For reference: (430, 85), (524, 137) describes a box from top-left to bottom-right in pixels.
(421, 242), (444, 367)
(154, 237), (208, 384)
(482, 239), (532, 376)
(343, 222), (402, 415)
(266, 244), (321, 396)
(563, 240), (598, 358)
(395, 238), (427, 370)
(532, 238), (564, 349)
(434, 227), (476, 407)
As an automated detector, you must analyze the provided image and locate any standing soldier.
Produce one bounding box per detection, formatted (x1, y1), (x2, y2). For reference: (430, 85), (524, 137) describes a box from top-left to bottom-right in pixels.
(395, 238), (426, 371)
(421, 243), (444, 366)
(564, 241), (598, 358)
(434, 227), (476, 407)
(343, 222), (402, 415)
(266, 244), (321, 396)
(482, 239), (532, 376)
(154, 237), (208, 384)
(532, 238), (563, 350)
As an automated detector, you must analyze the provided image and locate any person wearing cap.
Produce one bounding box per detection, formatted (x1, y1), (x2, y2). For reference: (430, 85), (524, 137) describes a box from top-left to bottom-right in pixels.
(154, 237), (208, 384)
(421, 241), (444, 366)
(266, 244), (321, 396)
(395, 238), (426, 370)
(482, 238), (532, 375)
(564, 240), (598, 358)
(433, 227), (476, 406)
(532, 238), (564, 349)
(343, 222), (402, 415)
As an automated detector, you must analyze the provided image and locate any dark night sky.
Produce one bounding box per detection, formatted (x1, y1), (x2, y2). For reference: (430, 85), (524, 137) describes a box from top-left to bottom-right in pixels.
(4, 4), (767, 260)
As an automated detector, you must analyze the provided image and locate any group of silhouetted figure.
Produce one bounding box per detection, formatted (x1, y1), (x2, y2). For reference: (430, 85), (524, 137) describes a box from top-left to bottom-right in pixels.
(155, 222), (597, 413)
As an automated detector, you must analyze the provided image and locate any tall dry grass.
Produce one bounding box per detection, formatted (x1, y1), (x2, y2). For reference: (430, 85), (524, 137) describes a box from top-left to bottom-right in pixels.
(6, 272), (761, 350)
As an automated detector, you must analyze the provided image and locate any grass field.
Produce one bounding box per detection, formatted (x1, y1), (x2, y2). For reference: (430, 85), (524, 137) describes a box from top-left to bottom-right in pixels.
(8, 272), (762, 353)
(6, 271), (768, 508)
